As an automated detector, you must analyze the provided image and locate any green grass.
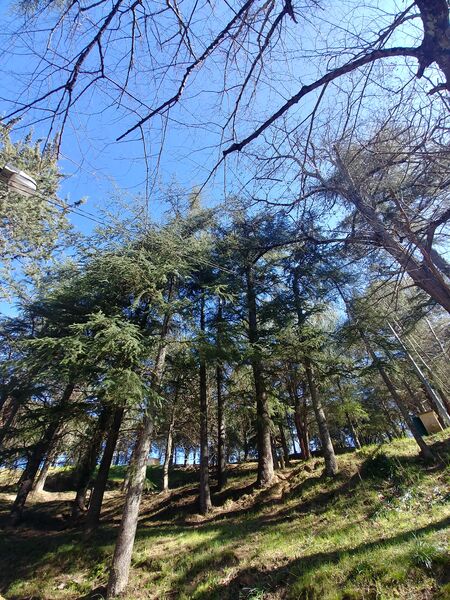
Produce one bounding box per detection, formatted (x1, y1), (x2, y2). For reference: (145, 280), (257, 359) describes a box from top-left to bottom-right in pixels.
(0, 432), (449, 599)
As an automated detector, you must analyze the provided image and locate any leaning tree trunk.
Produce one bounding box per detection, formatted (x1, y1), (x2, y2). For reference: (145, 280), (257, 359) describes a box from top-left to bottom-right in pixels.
(199, 294), (212, 514)
(106, 414), (154, 598)
(85, 406), (124, 533)
(10, 381), (74, 524)
(335, 151), (450, 315)
(106, 287), (172, 599)
(72, 404), (112, 519)
(387, 323), (450, 427)
(304, 358), (338, 476)
(357, 327), (434, 461)
(246, 264), (274, 487)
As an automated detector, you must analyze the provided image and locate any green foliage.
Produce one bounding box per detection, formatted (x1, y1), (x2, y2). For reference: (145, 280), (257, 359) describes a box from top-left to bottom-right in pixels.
(409, 537), (446, 572)
(0, 124), (71, 299)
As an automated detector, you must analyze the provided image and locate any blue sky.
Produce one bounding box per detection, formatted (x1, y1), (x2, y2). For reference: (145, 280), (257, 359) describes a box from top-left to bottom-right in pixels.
(0, 1), (233, 234)
(0, 0), (436, 307)
(0, 0), (413, 239)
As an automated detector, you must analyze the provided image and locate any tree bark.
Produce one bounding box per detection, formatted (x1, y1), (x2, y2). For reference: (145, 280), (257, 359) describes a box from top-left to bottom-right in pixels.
(32, 437), (59, 494)
(278, 421), (290, 466)
(106, 414), (153, 598)
(335, 151), (450, 314)
(216, 361), (227, 490)
(10, 381), (74, 524)
(387, 322), (450, 427)
(199, 293), (212, 514)
(271, 435), (280, 470)
(304, 358), (338, 476)
(358, 328), (434, 461)
(0, 395), (21, 448)
(246, 264), (274, 487)
(72, 405), (112, 519)
(216, 298), (227, 490)
(85, 406), (124, 533)
(106, 288), (172, 598)
(162, 404), (176, 493)
(293, 395), (310, 460)
(345, 412), (361, 450)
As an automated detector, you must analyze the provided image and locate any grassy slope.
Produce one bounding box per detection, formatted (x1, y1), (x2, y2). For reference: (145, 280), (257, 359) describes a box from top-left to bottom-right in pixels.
(0, 432), (449, 600)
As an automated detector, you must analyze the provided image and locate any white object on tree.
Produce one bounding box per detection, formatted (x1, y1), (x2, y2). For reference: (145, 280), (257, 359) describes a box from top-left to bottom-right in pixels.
(0, 163), (37, 197)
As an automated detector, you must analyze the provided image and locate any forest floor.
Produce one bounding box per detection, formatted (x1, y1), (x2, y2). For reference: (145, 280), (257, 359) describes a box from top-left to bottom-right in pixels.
(0, 432), (449, 600)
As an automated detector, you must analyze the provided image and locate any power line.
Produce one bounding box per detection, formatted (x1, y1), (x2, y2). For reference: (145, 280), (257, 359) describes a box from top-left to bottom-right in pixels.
(3, 179), (105, 226)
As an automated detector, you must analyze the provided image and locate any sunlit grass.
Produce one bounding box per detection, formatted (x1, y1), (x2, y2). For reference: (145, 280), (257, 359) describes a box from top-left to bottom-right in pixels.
(1, 431), (449, 599)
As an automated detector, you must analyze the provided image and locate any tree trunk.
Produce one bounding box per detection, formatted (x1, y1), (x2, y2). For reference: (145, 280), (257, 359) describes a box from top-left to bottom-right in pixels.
(304, 358), (338, 476)
(10, 427), (58, 524)
(387, 322), (450, 427)
(72, 405), (112, 519)
(216, 298), (227, 490)
(346, 412), (361, 450)
(106, 414), (153, 598)
(430, 248), (450, 280)
(293, 397), (310, 460)
(121, 435), (145, 493)
(216, 362), (227, 490)
(32, 438), (59, 494)
(335, 151), (450, 314)
(106, 286), (172, 598)
(380, 399), (402, 439)
(0, 395), (21, 448)
(243, 431), (249, 462)
(358, 327), (434, 461)
(287, 417), (298, 454)
(291, 271), (315, 463)
(199, 294), (212, 514)
(10, 381), (74, 524)
(271, 435), (280, 470)
(278, 421), (290, 466)
(162, 404), (176, 493)
(246, 264), (274, 487)
(85, 406), (124, 533)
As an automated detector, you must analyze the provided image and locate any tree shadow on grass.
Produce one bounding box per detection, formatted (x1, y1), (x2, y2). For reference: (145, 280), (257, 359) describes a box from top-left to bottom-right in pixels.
(186, 515), (450, 600)
(2, 437), (448, 599)
(0, 497), (73, 531)
(0, 522), (118, 597)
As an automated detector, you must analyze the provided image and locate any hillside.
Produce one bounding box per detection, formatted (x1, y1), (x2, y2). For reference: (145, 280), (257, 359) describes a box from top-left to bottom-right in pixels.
(1, 432), (449, 600)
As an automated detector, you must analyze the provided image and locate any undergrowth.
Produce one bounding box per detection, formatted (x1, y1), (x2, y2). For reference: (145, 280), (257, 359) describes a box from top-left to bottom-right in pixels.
(0, 431), (449, 600)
